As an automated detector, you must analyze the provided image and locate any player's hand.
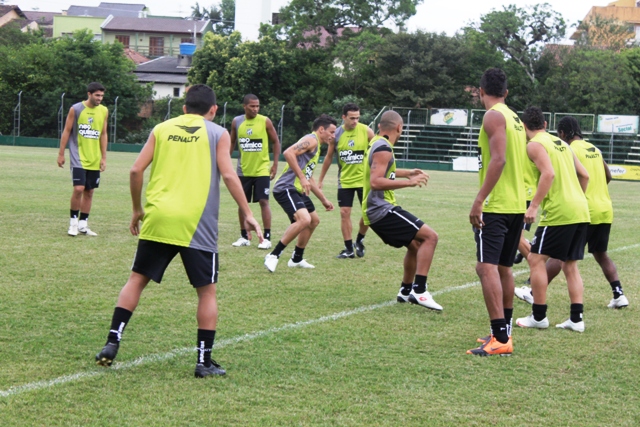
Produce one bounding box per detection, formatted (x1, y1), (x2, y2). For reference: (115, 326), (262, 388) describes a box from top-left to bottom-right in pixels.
(57, 153), (65, 168)
(130, 209), (145, 236)
(322, 199), (334, 211)
(409, 168), (427, 177)
(469, 199), (484, 229)
(408, 174), (428, 187)
(300, 176), (311, 195)
(524, 204), (538, 224)
(318, 180), (324, 190)
(100, 158), (106, 172)
(244, 216), (264, 243)
(270, 164), (277, 180)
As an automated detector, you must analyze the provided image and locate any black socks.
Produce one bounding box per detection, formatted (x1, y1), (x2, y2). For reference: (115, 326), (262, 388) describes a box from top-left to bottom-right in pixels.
(413, 275), (427, 294)
(490, 319), (509, 344)
(610, 280), (624, 299)
(570, 304), (583, 324)
(532, 303), (547, 322)
(356, 233), (365, 244)
(240, 229), (248, 239)
(264, 229), (271, 241)
(400, 281), (412, 296)
(344, 240), (354, 252)
(292, 246), (304, 263)
(107, 307), (133, 344)
(197, 329), (216, 367)
(271, 241), (287, 258)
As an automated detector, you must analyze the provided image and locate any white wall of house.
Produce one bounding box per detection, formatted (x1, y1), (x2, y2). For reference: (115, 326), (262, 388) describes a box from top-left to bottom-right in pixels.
(235, 0), (290, 41)
(152, 83), (188, 100)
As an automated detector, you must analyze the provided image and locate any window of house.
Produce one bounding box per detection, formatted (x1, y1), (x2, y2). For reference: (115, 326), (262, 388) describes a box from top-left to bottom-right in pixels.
(149, 37), (164, 56)
(272, 13), (280, 25)
(181, 37), (193, 44)
(115, 35), (130, 48)
(173, 87), (180, 97)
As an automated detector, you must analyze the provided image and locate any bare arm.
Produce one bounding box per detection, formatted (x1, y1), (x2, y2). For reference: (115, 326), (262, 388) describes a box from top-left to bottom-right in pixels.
(317, 139), (335, 189)
(309, 177), (334, 211)
(129, 132), (156, 235)
(573, 152), (589, 193)
(395, 168), (427, 179)
(57, 107), (75, 168)
(266, 118), (281, 180)
(603, 159), (612, 184)
(283, 136), (318, 195)
(217, 130), (263, 241)
(228, 118), (237, 156)
(99, 110), (108, 172)
(369, 150), (427, 191)
(524, 141), (555, 224)
(366, 126), (375, 141)
(469, 110), (507, 228)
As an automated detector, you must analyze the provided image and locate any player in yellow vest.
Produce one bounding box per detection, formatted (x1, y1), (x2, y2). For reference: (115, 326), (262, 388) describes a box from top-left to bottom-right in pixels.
(467, 69), (526, 357)
(229, 94), (281, 250)
(57, 82), (108, 237)
(515, 107), (591, 333)
(516, 116), (628, 309)
(318, 103), (375, 259)
(95, 85), (262, 378)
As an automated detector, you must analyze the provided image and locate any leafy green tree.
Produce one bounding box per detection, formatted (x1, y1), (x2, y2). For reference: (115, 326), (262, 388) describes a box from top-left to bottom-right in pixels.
(332, 29), (384, 96)
(190, 0), (235, 35)
(574, 15), (634, 52)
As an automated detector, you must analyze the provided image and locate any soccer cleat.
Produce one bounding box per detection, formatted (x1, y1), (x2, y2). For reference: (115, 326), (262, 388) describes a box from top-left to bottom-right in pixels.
(516, 314), (549, 329)
(194, 360), (226, 378)
(514, 286), (534, 304)
(608, 295), (629, 309)
(556, 319), (585, 333)
(514, 252), (524, 264)
(467, 336), (512, 356)
(354, 241), (365, 258)
(476, 335), (491, 344)
(68, 224), (78, 236)
(232, 237), (251, 247)
(408, 289), (443, 311)
(396, 288), (411, 303)
(257, 239), (272, 250)
(78, 226), (98, 236)
(336, 249), (355, 259)
(95, 342), (119, 367)
(264, 254), (279, 272)
(287, 259), (315, 269)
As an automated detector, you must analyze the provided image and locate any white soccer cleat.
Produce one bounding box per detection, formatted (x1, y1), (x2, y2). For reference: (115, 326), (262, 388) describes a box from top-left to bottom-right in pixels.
(514, 286), (534, 304)
(232, 237), (251, 247)
(68, 224), (78, 236)
(287, 259), (315, 269)
(556, 319), (585, 333)
(78, 220), (98, 236)
(608, 295), (629, 309)
(257, 239), (272, 250)
(264, 254), (279, 272)
(396, 288), (411, 303)
(516, 314), (549, 329)
(408, 289), (443, 311)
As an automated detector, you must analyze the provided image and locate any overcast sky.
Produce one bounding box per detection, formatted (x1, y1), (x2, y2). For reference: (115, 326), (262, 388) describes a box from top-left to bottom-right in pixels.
(15, 0), (615, 40)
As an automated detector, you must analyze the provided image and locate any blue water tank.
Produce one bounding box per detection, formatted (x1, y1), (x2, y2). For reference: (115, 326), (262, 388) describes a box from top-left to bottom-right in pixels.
(180, 43), (196, 55)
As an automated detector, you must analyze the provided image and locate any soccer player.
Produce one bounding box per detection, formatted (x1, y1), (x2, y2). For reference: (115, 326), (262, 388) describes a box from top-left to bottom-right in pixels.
(95, 85), (263, 378)
(515, 116), (628, 309)
(363, 110), (443, 311)
(515, 107), (591, 333)
(317, 103), (375, 259)
(467, 68), (526, 357)
(57, 82), (108, 236)
(264, 114), (336, 272)
(229, 94), (281, 249)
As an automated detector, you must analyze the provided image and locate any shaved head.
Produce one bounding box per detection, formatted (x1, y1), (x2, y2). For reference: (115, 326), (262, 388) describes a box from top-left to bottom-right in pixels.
(379, 111), (403, 131)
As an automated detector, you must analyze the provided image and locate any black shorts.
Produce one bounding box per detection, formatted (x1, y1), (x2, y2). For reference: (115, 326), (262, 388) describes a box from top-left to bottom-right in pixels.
(240, 176), (270, 202)
(132, 239), (219, 287)
(369, 207), (424, 248)
(586, 223), (611, 253)
(523, 201), (532, 231)
(71, 168), (100, 189)
(530, 223), (588, 261)
(273, 189), (316, 223)
(337, 187), (363, 208)
(474, 213), (524, 266)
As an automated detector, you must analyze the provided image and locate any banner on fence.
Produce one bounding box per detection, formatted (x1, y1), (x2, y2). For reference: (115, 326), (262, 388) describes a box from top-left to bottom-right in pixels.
(608, 164), (640, 181)
(597, 115), (639, 134)
(430, 109), (468, 126)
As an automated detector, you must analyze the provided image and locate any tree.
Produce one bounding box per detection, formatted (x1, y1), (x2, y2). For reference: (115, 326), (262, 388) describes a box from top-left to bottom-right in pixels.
(332, 29), (384, 96)
(190, 0), (235, 35)
(474, 3), (565, 84)
(278, 0), (422, 45)
(574, 15), (635, 52)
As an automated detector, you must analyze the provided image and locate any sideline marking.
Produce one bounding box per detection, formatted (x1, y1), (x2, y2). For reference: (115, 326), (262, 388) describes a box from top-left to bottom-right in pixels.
(1, 243), (638, 398)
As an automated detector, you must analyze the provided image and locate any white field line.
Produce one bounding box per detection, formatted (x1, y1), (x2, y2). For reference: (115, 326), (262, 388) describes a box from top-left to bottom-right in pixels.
(1, 243), (638, 398)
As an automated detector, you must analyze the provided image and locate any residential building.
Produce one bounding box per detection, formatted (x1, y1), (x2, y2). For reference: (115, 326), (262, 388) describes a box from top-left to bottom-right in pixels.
(53, 15), (105, 39)
(23, 11), (59, 37)
(53, 2), (148, 39)
(134, 56), (189, 99)
(0, 5), (26, 28)
(572, 0), (640, 43)
(234, 0), (289, 41)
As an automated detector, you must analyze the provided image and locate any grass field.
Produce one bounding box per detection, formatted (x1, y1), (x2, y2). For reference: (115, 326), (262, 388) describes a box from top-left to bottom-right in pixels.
(0, 145), (639, 426)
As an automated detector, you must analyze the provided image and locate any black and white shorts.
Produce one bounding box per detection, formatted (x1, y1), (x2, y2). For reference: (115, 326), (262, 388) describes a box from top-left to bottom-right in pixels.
(337, 187), (363, 208)
(240, 176), (270, 202)
(132, 239), (219, 287)
(273, 189), (316, 223)
(530, 223), (588, 261)
(586, 223), (611, 254)
(474, 213), (524, 266)
(71, 168), (100, 189)
(369, 206), (425, 248)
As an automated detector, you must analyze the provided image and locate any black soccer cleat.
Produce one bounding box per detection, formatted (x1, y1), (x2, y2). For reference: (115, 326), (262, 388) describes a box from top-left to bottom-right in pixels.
(354, 241), (365, 258)
(336, 249), (355, 259)
(95, 342), (119, 367)
(513, 252), (523, 264)
(195, 360), (226, 378)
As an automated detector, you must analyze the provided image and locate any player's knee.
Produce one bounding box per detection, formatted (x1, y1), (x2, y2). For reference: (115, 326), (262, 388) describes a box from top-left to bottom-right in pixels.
(309, 214), (320, 229)
(340, 207), (351, 219)
(295, 211), (311, 228)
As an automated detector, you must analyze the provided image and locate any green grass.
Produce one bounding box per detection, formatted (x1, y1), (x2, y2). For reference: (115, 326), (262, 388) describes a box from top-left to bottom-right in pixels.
(0, 145), (639, 426)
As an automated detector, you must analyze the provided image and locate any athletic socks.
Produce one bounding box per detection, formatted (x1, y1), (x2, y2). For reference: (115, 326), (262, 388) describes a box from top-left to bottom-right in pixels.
(240, 229), (248, 239)
(197, 329), (216, 367)
(532, 303), (548, 322)
(107, 307), (133, 344)
(400, 281), (412, 296)
(356, 233), (365, 244)
(504, 308), (513, 337)
(70, 209), (79, 219)
(490, 318), (509, 344)
(610, 280), (624, 299)
(292, 246), (305, 263)
(570, 304), (584, 323)
(271, 241), (287, 258)
(79, 212), (89, 221)
(412, 275), (427, 294)
(344, 240), (354, 252)
(264, 229), (271, 241)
